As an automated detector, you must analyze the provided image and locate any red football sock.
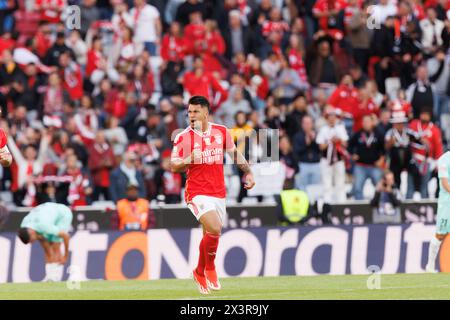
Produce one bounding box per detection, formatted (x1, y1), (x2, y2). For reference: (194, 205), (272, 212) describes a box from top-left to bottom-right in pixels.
(204, 232), (220, 271)
(195, 237), (206, 276)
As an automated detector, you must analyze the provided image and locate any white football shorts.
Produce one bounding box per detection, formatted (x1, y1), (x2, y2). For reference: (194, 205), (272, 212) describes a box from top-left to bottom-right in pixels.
(187, 195), (227, 225)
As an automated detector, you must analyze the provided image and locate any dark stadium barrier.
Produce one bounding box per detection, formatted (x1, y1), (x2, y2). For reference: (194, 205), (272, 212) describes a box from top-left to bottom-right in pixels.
(0, 223), (448, 283)
(0, 200), (438, 232)
(0, 203), (280, 231)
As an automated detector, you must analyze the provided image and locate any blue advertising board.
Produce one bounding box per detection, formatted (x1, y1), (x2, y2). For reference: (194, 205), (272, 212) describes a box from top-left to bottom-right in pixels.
(0, 223), (448, 283)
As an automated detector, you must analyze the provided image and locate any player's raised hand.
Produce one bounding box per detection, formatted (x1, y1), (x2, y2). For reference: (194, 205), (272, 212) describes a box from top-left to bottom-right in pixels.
(243, 172), (255, 190)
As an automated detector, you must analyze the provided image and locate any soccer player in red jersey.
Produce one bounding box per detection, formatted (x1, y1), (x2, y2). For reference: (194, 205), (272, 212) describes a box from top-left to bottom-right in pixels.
(170, 96), (255, 294)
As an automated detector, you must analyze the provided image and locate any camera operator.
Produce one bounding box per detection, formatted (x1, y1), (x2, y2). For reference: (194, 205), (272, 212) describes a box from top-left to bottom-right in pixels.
(370, 170), (402, 223)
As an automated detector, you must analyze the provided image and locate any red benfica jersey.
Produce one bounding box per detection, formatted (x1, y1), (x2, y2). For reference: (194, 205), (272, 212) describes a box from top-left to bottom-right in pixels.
(328, 84), (359, 115)
(408, 120), (443, 164)
(171, 123), (235, 203)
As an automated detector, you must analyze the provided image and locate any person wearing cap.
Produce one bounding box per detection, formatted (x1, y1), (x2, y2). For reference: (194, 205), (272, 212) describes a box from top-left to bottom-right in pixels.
(385, 111), (411, 188)
(116, 182), (154, 230)
(316, 105), (349, 203)
(109, 151), (146, 202)
(407, 106), (444, 199)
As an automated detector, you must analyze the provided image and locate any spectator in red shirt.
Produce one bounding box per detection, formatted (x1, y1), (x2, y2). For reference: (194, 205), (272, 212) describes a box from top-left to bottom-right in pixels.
(182, 56), (227, 111)
(62, 153), (92, 207)
(313, 0), (347, 39)
(127, 63), (154, 108)
(58, 51), (83, 102)
(88, 130), (115, 201)
(161, 21), (186, 63)
(74, 95), (98, 143)
(328, 74), (359, 133)
(34, 22), (52, 59)
(352, 86), (380, 132)
(248, 56), (269, 115)
(287, 33), (309, 89)
(184, 11), (206, 55)
(261, 6), (290, 54)
(85, 36), (104, 78)
(35, 0), (66, 24)
(202, 20), (226, 76)
(43, 72), (69, 117)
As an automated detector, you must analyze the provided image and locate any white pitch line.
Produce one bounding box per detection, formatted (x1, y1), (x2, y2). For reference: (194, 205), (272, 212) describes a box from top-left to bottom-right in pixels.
(177, 284), (450, 300)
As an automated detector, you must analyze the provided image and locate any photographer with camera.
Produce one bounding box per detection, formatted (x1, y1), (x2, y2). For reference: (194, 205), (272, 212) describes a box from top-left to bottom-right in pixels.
(370, 170), (402, 223)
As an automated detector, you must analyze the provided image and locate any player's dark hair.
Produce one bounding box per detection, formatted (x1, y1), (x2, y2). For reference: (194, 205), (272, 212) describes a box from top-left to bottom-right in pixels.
(17, 228), (30, 244)
(188, 96), (210, 112)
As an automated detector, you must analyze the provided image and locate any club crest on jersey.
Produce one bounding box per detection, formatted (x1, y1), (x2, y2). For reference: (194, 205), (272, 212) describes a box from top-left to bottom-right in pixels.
(214, 134), (223, 145)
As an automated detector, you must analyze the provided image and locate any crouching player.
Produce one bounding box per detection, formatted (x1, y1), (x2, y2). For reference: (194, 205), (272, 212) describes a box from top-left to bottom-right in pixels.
(426, 150), (450, 272)
(170, 96), (255, 294)
(17, 202), (73, 281)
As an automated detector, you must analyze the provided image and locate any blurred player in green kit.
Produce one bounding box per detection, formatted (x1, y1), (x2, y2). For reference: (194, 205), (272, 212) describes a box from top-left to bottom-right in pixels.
(426, 150), (450, 272)
(17, 202), (73, 281)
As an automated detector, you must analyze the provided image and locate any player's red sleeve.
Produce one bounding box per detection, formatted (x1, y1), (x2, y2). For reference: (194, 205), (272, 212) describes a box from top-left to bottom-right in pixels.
(0, 129), (7, 148)
(171, 134), (184, 161)
(224, 128), (236, 152)
(172, 132), (194, 163)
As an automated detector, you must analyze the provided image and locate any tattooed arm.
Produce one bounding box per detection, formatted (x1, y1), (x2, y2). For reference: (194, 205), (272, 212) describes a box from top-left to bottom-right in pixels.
(227, 147), (255, 190)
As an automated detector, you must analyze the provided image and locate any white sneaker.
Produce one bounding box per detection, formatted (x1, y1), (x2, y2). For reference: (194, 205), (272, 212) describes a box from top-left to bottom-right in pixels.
(425, 264), (438, 273)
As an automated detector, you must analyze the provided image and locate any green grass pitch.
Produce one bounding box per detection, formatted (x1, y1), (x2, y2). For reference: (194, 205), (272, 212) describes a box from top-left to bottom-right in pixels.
(0, 274), (449, 300)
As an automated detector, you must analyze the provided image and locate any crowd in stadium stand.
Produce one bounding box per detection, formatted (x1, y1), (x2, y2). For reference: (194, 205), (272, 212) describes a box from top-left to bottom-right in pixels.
(0, 0), (449, 209)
